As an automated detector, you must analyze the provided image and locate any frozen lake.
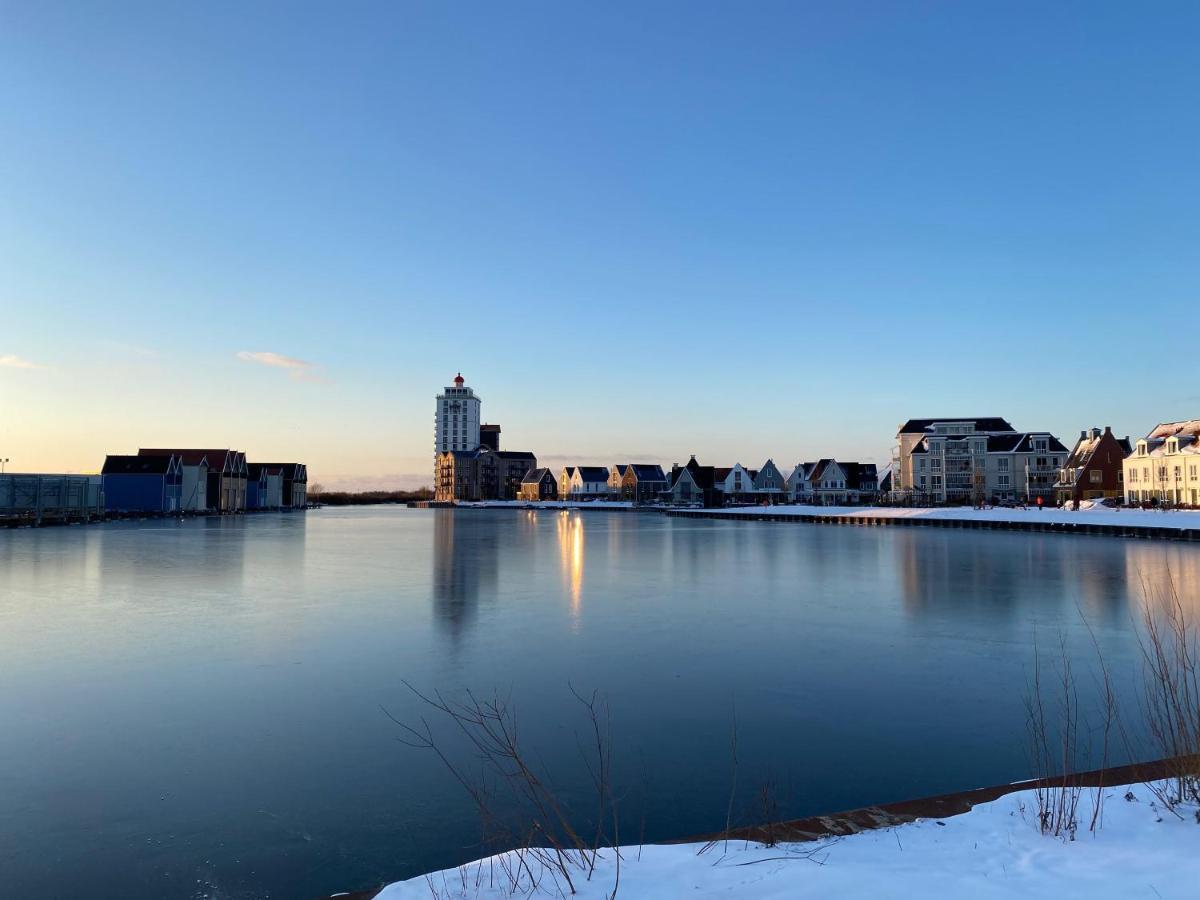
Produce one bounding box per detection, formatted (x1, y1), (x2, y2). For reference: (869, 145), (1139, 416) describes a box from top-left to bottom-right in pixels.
(0, 507), (1194, 898)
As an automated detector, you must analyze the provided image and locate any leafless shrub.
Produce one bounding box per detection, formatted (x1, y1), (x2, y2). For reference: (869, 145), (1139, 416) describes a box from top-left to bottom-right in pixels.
(1024, 635), (1082, 839)
(1136, 571), (1200, 813)
(385, 682), (620, 897)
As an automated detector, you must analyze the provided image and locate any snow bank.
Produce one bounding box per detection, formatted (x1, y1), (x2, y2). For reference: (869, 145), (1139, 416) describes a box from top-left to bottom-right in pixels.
(377, 781), (1197, 899)
(676, 504), (1200, 531)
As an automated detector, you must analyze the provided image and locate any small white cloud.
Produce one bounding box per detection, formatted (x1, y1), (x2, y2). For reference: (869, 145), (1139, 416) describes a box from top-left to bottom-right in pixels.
(237, 350), (325, 382)
(0, 354), (43, 369)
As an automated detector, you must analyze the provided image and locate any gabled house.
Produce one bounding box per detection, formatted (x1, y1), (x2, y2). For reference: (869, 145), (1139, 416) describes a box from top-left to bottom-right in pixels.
(559, 466), (578, 499)
(569, 466), (610, 499)
(245, 464), (270, 510)
(260, 464), (285, 509)
(621, 464), (668, 503)
(789, 459), (878, 505)
(752, 459), (786, 500)
(668, 456), (721, 507)
(1054, 426), (1132, 505)
(714, 463), (756, 500)
(138, 449), (209, 512)
(175, 449), (248, 512)
(1123, 420), (1200, 506)
(519, 468), (558, 501)
(608, 465), (630, 496)
(102, 454), (183, 514)
(278, 463), (308, 508)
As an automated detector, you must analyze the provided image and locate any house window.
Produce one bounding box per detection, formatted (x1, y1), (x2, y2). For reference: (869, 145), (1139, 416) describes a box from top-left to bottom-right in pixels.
(998, 459), (1009, 471)
(1089, 470), (1103, 484)
(999, 475), (1010, 488)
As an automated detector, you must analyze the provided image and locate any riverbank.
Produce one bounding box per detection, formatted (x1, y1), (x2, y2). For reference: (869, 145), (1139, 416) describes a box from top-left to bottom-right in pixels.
(359, 758), (1199, 899)
(669, 503), (1200, 540)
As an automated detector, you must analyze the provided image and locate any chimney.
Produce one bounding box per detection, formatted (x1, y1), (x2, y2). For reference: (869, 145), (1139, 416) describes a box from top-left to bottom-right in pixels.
(1080, 430), (1087, 440)
(1103, 425), (1113, 436)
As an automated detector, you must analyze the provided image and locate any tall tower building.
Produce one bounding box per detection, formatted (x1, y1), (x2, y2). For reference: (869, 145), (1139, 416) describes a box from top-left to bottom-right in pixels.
(434, 373), (482, 461)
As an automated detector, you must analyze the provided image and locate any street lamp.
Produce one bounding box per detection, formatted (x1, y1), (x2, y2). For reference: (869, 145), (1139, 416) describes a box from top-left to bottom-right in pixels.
(0, 458), (8, 474)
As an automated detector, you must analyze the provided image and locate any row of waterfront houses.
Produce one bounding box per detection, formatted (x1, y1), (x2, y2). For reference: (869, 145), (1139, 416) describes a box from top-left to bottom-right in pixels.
(892, 416), (1200, 508)
(439, 417), (1200, 510)
(101, 449), (307, 515)
(430, 376), (1200, 509)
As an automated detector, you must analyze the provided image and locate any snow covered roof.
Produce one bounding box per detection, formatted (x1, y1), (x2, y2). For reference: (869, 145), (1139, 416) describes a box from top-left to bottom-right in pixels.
(1148, 419), (1200, 440)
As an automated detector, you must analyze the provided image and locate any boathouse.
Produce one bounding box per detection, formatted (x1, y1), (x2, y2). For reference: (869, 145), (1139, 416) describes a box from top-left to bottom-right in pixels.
(102, 454), (183, 514)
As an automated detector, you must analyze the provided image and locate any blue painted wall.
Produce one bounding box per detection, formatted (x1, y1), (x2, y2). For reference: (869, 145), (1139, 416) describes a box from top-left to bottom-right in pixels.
(103, 474), (181, 513)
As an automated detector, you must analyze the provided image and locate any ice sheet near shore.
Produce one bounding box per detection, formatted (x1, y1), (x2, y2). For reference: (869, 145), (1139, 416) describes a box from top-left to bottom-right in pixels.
(376, 781), (1197, 899)
(675, 503), (1200, 530)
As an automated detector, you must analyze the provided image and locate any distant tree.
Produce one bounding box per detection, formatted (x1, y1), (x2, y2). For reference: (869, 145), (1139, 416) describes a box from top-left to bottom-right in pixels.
(310, 482), (325, 500)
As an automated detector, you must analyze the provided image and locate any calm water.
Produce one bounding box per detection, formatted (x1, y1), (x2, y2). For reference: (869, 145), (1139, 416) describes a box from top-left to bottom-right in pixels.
(1, 507), (1196, 898)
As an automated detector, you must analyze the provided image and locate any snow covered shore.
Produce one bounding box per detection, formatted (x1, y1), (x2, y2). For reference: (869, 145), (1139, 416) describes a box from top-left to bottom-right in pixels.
(674, 503), (1200, 531)
(376, 780), (1197, 899)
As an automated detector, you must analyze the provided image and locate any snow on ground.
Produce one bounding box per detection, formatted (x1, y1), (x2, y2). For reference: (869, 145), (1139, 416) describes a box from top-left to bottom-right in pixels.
(676, 503), (1200, 531)
(377, 782), (1197, 899)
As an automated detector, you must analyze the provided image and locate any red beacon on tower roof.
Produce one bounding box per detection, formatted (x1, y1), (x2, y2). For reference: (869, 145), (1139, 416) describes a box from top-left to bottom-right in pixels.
(454, 373), (465, 386)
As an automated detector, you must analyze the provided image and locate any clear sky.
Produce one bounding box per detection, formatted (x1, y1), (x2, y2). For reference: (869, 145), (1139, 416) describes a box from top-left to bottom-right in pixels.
(2, 2), (1197, 489)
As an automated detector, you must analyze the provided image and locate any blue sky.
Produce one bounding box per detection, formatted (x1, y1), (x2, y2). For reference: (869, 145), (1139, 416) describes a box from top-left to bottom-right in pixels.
(2, 2), (1197, 488)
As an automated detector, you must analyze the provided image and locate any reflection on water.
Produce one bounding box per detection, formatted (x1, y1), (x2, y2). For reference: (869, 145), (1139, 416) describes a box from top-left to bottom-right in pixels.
(432, 509), (498, 640)
(3, 508), (1199, 900)
(556, 511), (584, 619)
(1124, 541), (1200, 620)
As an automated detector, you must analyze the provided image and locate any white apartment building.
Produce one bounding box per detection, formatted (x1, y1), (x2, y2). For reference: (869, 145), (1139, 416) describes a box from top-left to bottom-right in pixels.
(1123, 420), (1200, 506)
(434, 374), (482, 469)
(892, 417), (1066, 504)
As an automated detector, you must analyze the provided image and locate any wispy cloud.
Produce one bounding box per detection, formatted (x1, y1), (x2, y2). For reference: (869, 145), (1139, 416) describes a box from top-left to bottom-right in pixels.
(237, 350), (325, 382)
(0, 354), (44, 370)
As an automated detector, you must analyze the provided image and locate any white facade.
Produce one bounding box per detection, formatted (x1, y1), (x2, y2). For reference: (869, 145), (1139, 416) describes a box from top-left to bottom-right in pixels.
(716, 463), (755, 496)
(434, 374), (482, 468)
(569, 467), (610, 497)
(1123, 420), (1200, 506)
(179, 461), (210, 512)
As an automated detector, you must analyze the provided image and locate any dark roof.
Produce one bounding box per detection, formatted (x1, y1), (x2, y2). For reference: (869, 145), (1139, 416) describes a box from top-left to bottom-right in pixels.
(140, 448), (210, 467)
(628, 464), (667, 482)
(103, 454), (175, 475)
(523, 467), (553, 483)
(247, 463), (279, 479)
(140, 449), (245, 472)
(898, 418), (1016, 435)
(563, 466), (578, 477)
(713, 467), (732, 481)
(256, 463), (307, 480)
(495, 450), (536, 460)
(985, 433), (1068, 454)
(577, 466), (609, 481)
(839, 462), (878, 487)
(673, 464), (716, 490)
